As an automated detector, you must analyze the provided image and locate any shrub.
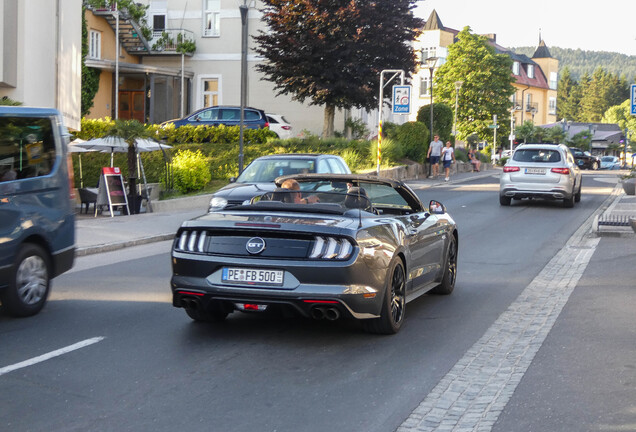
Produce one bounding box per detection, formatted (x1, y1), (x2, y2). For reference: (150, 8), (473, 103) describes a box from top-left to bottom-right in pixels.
(369, 138), (403, 167)
(416, 103), (453, 143)
(394, 121), (429, 163)
(169, 149), (211, 193)
(341, 148), (363, 173)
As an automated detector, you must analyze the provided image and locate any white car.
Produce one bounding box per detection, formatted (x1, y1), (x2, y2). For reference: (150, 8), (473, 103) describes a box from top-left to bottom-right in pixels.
(499, 143), (582, 208)
(266, 113), (293, 139)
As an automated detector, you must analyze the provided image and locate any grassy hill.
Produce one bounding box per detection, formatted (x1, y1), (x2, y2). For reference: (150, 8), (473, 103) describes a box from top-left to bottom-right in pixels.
(510, 46), (636, 82)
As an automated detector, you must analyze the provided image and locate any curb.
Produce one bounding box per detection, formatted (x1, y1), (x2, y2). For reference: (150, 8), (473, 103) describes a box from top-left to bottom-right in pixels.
(75, 233), (175, 257)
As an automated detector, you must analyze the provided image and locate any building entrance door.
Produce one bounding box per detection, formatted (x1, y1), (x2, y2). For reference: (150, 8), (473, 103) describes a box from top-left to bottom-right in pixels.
(118, 91), (145, 123)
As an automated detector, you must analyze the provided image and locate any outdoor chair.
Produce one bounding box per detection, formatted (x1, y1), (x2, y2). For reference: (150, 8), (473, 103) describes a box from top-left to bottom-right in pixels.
(78, 188), (97, 214)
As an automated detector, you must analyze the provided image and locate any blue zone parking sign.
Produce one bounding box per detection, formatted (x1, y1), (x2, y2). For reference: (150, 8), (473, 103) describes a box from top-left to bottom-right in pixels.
(631, 84), (636, 116)
(392, 85), (412, 114)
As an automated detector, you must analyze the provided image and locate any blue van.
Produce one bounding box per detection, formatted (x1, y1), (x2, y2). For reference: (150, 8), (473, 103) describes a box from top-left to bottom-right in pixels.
(0, 107), (75, 317)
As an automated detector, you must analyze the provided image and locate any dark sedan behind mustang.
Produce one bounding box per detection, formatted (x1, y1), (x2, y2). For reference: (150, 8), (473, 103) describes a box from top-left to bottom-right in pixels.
(170, 174), (458, 334)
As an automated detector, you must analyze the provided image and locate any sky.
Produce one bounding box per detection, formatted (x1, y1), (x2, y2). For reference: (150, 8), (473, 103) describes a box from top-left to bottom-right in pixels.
(415, 0), (636, 57)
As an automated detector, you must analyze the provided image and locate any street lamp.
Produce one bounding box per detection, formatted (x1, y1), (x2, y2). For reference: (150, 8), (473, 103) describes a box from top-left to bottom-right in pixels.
(453, 80), (463, 137)
(424, 57), (438, 144)
(238, 0), (254, 174)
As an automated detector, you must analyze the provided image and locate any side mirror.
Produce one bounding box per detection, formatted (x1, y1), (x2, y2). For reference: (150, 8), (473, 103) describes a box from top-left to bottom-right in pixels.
(229, 177), (237, 183)
(429, 200), (446, 215)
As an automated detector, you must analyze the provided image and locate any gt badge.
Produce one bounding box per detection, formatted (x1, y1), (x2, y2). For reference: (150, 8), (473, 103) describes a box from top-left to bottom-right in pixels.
(246, 237), (266, 254)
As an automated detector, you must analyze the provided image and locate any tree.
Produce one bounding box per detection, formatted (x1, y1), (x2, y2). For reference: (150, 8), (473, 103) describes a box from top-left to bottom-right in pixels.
(556, 67), (579, 121)
(603, 99), (636, 135)
(579, 68), (629, 122)
(433, 27), (515, 148)
(254, 0), (422, 137)
(566, 130), (593, 151)
(104, 119), (153, 210)
(544, 126), (567, 144)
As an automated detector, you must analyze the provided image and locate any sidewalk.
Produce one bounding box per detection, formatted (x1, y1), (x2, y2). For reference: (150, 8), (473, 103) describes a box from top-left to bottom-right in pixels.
(75, 166), (636, 256)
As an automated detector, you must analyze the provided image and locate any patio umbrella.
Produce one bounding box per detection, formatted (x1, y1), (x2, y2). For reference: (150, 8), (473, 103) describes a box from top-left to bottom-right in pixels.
(71, 136), (172, 212)
(68, 138), (91, 188)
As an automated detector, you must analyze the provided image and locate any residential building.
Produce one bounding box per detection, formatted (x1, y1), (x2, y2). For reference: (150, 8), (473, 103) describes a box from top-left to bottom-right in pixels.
(84, 1), (345, 136)
(0, 0), (82, 130)
(540, 122), (625, 155)
(84, 4), (194, 124)
(412, 10), (558, 130)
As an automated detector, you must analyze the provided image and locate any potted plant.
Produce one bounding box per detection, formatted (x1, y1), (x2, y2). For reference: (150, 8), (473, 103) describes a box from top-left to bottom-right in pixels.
(621, 170), (636, 195)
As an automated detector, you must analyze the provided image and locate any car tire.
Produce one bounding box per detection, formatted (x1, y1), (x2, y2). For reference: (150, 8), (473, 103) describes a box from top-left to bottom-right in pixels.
(0, 244), (50, 317)
(185, 301), (229, 323)
(430, 235), (457, 295)
(575, 185), (582, 203)
(363, 259), (406, 335)
(499, 195), (511, 206)
(563, 193), (575, 208)
(592, 161), (599, 170)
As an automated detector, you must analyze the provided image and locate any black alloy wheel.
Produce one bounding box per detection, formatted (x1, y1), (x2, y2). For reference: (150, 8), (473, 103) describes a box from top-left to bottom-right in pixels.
(363, 260), (406, 334)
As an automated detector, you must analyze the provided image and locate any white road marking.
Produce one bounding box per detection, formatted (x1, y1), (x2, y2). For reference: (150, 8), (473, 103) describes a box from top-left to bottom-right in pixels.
(0, 337), (105, 377)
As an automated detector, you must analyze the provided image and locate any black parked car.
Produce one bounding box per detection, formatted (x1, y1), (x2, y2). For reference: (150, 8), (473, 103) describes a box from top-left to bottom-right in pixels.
(208, 154), (351, 211)
(171, 174), (458, 334)
(569, 147), (600, 170)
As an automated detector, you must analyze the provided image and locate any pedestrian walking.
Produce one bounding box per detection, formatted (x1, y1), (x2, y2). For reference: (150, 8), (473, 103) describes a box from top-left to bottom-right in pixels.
(441, 141), (456, 182)
(427, 134), (444, 178)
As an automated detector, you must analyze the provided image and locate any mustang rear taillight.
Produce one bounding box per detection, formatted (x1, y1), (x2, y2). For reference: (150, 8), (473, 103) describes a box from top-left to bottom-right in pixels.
(176, 230), (207, 253)
(281, 126), (291, 130)
(551, 167), (570, 175)
(309, 236), (353, 260)
(503, 166), (520, 173)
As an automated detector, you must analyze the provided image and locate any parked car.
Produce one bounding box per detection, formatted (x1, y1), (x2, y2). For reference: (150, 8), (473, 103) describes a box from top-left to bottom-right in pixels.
(171, 174), (458, 334)
(600, 155), (621, 170)
(208, 154), (351, 211)
(0, 107), (75, 317)
(266, 113), (293, 139)
(162, 106), (269, 130)
(569, 147), (600, 170)
(500, 143), (582, 208)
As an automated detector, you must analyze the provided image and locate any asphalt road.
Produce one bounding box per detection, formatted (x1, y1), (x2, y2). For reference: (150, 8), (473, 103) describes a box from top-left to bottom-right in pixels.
(0, 171), (621, 432)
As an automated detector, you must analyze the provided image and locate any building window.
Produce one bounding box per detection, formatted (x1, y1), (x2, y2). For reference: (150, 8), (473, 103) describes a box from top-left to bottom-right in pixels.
(201, 77), (220, 108)
(526, 93), (532, 108)
(89, 30), (101, 59)
(420, 47), (437, 64)
(203, 0), (221, 37)
(527, 64), (534, 79)
(549, 97), (557, 115)
(512, 61), (520, 75)
(152, 14), (166, 37)
(550, 72), (558, 90)
(420, 76), (430, 97)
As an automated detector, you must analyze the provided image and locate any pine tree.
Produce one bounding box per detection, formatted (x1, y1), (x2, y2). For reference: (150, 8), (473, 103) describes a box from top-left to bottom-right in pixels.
(556, 67), (579, 121)
(254, 0), (423, 137)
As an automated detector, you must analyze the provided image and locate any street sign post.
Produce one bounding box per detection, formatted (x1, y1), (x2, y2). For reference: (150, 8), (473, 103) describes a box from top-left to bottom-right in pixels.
(631, 84), (636, 116)
(392, 85), (412, 114)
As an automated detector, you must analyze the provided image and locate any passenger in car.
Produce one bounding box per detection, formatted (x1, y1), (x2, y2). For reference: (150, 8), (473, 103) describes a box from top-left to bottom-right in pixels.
(281, 179), (319, 204)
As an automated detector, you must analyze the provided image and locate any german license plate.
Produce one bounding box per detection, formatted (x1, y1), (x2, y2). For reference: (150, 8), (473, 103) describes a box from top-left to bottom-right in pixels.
(525, 168), (546, 175)
(222, 267), (284, 286)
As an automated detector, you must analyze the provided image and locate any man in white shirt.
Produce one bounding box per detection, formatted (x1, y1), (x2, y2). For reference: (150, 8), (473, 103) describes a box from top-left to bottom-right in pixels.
(427, 134), (443, 178)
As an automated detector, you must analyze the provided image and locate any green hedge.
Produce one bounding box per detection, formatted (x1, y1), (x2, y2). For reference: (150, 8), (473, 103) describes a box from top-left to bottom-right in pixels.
(71, 118), (429, 192)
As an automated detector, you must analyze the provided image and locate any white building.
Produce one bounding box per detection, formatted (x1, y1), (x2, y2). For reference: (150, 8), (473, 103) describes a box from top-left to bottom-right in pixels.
(0, 0), (82, 130)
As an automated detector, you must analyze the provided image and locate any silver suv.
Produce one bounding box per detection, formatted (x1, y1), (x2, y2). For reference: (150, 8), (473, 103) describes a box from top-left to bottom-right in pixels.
(499, 143), (582, 208)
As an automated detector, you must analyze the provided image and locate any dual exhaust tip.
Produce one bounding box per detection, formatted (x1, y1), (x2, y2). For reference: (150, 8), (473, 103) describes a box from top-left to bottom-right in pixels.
(311, 306), (341, 321)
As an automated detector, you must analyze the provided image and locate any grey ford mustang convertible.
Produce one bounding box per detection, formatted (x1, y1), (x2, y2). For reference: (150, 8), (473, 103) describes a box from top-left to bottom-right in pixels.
(170, 174), (458, 334)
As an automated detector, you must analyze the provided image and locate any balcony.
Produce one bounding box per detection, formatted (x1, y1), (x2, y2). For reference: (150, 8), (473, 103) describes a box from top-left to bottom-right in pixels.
(149, 29), (196, 56)
(525, 102), (539, 113)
